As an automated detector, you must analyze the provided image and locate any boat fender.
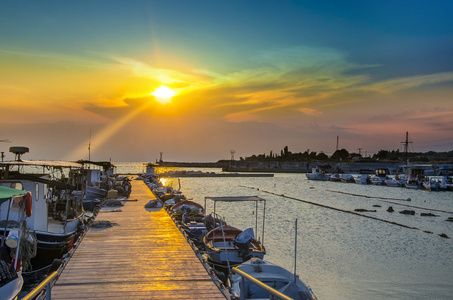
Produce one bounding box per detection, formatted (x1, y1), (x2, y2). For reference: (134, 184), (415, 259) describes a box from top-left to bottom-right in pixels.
(46, 259), (62, 275)
(25, 191), (32, 217)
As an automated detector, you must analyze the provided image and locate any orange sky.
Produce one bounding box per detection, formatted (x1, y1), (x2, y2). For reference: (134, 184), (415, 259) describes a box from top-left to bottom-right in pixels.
(1, 2), (452, 162)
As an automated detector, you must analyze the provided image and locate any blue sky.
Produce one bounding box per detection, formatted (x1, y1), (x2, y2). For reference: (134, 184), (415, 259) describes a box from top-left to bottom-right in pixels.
(1, 1), (452, 161)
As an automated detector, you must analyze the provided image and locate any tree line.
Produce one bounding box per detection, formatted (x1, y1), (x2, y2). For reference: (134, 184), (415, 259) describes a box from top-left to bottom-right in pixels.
(221, 146), (453, 163)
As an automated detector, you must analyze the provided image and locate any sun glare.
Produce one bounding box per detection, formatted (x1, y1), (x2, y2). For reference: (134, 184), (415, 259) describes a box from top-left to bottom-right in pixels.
(152, 85), (175, 104)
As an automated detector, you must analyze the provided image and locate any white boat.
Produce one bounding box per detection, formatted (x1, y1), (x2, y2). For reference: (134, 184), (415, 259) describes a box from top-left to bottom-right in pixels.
(0, 186), (30, 300)
(370, 168), (389, 185)
(354, 174), (370, 184)
(329, 174), (341, 182)
(339, 174), (355, 183)
(384, 176), (403, 187)
(422, 177), (448, 191)
(306, 167), (330, 181)
(0, 147), (84, 269)
(229, 258), (316, 300)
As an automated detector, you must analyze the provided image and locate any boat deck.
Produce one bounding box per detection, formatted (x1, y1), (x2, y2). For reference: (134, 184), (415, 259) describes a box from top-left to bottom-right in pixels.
(51, 179), (226, 299)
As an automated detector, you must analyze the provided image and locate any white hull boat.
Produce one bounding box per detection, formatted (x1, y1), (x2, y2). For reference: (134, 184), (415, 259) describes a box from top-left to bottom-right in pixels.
(230, 258), (316, 300)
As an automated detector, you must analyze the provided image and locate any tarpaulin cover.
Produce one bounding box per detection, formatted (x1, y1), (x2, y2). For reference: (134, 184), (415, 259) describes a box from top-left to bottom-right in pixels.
(0, 186), (25, 204)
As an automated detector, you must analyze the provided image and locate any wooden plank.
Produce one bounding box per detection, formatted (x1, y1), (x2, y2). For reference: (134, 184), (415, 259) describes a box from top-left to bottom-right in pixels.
(51, 179), (226, 299)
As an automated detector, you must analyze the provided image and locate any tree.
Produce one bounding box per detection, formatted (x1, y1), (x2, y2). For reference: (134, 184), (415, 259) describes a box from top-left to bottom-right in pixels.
(331, 149), (350, 161)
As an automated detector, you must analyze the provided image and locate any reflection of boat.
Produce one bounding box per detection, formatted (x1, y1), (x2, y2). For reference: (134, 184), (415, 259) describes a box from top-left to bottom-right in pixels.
(230, 258), (316, 300)
(306, 167), (330, 181)
(204, 225), (265, 265)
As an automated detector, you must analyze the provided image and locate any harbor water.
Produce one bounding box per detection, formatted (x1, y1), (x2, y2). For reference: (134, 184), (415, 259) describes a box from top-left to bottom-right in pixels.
(117, 162), (453, 300)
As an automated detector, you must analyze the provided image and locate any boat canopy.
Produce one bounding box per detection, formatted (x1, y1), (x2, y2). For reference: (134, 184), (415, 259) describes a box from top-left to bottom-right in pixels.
(205, 196), (265, 202)
(0, 186), (25, 204)
(76, 160), (116, 170)
(204, 196), (266, 245)
(0, 160), (82, 168)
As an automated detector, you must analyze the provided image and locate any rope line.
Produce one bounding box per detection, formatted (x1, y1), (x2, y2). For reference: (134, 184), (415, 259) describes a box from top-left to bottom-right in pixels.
(239, 185), (451, 239)
(326, 190), (453, 214)
(240, 185), (418, 230)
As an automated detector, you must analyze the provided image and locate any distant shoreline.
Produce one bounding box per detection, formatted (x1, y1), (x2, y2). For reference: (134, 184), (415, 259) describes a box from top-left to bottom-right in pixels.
(157, 161), (453, 175)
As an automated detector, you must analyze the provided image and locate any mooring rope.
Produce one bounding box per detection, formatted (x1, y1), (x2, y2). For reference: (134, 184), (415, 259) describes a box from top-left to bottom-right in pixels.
(240, 185), (451, 239)
(326, 189), (453, 214)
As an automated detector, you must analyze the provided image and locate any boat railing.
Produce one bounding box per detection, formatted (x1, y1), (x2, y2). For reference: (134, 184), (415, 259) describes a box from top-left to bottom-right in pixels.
(231, 267), (292, 300)
(22, 270), (58, 300)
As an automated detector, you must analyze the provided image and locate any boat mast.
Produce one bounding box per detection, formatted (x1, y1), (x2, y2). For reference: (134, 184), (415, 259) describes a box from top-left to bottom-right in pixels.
(401, 132), (412, 165)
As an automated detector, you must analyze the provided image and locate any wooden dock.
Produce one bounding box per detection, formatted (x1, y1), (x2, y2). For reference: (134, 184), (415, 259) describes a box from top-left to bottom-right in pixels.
(51, 179), (227, 299)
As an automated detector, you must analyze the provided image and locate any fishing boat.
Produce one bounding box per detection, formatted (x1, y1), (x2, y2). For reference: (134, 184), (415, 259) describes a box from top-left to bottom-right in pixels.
(203, 196), (267, 267)
(0, 147), (84, 269)
(370, 168), (389, 185)
(306, 167), (330, 181)
(229, 258), (317, 300)
(204, 225), (265, 265)
(422, 177), (448, 191)
(384, 176), (403, 187)
(329, 173), (341, 182)
(0, 186), (33, 300)
(339, 174), (355, 183)
(354, 174), (370, 184)
(229, 219), (316, 300)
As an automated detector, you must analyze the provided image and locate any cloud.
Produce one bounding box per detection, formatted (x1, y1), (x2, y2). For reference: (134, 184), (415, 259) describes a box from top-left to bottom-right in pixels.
(298, 107), (323, 116)
(366, 72), (453, 93)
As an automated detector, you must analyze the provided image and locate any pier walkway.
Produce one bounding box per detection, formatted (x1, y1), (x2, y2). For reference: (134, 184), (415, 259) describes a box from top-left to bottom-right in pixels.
(51, 179), (226, 299)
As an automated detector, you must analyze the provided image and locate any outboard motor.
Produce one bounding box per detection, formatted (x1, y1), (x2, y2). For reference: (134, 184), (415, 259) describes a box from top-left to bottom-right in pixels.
(233, 228), (254, 261)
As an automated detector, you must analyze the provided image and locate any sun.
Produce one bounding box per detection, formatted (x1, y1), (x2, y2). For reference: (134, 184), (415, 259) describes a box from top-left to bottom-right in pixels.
(152, 85), (175, 104)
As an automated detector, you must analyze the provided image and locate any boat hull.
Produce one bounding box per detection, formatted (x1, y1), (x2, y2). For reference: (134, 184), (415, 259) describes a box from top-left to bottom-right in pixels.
(0, 273), (23, 300)
(230, 259), (316, 300)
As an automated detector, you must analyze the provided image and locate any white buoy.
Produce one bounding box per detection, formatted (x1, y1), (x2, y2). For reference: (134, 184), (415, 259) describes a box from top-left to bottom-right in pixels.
(5, 229), (19, 248)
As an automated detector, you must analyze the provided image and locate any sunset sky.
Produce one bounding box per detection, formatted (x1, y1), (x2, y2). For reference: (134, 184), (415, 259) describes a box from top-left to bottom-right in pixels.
(1, 1), (452, 162)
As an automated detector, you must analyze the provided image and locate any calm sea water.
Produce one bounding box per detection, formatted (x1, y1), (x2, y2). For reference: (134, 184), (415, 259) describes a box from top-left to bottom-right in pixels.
(116, 162), (453, 300)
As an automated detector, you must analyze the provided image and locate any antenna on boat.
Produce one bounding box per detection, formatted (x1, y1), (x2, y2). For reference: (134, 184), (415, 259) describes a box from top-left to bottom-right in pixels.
(294, 219), (298, 283)
(88, 129), (92, 162)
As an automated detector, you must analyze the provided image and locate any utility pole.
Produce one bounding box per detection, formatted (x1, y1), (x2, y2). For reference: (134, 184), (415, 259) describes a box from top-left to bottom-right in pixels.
(336, 136), (339, 151)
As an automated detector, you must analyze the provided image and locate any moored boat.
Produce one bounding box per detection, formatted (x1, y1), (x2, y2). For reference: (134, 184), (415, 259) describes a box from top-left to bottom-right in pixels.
(306, 167), (330, 181)
(339, 174), (355, 183)
(0, 147), (84, 269)
(329, 173), (341, 182)
(354, 174), (370, 184)
(0, 186), (34, 300)
(204, 225), (265, 265)
(229, 258), (316, 300)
